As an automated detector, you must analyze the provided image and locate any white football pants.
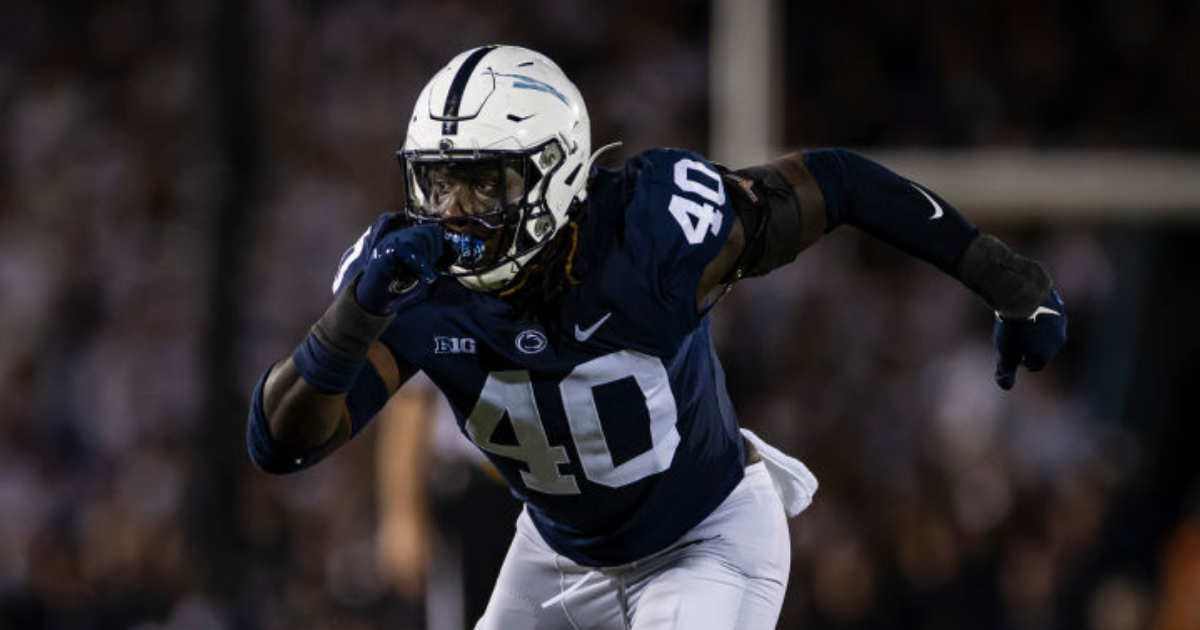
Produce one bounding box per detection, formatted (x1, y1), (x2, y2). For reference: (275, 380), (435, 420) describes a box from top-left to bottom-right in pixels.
(474, 462), (791, 630)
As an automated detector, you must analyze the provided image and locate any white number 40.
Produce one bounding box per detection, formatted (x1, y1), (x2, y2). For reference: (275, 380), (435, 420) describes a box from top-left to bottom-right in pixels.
(464, 350), (681, 495)
(668, 158), (725, 245)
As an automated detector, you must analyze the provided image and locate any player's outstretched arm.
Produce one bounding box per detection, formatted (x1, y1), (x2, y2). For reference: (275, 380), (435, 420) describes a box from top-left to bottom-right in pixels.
(246, 221), (444, 473)
(702, 149), (1066, 389)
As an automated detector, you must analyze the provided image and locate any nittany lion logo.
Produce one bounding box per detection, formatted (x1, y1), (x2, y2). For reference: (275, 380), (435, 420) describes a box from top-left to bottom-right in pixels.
(515, 329), (548, 354)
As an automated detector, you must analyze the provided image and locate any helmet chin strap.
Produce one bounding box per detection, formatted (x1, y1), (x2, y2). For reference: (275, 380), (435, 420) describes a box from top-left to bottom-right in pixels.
(456, 248), (538, 292)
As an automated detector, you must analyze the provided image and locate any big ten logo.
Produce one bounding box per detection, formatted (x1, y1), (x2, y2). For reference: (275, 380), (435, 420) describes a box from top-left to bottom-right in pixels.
(435, 336), (477, 355)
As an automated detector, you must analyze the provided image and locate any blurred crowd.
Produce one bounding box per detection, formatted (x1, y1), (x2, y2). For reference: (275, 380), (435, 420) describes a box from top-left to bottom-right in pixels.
(779, 0), (1200, 148)
(1, 1), (1197, 629)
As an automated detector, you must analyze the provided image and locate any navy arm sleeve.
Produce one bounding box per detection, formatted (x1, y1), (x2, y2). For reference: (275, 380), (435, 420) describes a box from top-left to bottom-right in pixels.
(246, 359), (391, 474)
(803, 148), (978, 275)
(246, 369), (333, 474)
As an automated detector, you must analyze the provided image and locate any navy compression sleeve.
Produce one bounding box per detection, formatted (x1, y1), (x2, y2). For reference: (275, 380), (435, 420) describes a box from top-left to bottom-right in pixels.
(803, 148), (978, 274)
(245, 369), (340, 474)
(246, 358), (391, 474)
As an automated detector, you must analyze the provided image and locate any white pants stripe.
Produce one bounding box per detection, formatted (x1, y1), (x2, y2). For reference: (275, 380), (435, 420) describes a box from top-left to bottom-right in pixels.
(475, 462), (791, 630)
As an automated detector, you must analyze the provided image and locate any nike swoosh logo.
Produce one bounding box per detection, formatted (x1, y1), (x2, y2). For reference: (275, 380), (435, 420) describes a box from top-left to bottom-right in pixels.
(574, 312), (612, 342)
(1028, 306), (1061, 321)
(911, 183), (944, 220)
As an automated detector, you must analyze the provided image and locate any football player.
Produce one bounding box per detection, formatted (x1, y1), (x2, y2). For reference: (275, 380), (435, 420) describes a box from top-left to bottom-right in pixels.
(247, 45), (1067, 629)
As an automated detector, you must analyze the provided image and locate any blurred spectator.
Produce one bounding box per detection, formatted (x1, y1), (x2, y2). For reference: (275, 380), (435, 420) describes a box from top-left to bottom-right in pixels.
(1, 1), (1196, 628)
(375, 375), (518, 630)
(1155, 502), (1200, 630)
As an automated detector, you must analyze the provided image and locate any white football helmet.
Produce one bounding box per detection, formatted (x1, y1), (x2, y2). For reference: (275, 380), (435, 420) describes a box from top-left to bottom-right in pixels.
(399, 45), (592, 291)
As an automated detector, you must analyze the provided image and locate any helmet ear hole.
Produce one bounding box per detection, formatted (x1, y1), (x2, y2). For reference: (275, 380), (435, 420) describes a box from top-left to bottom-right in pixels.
(534, 142), (564, 176)
(530, 216), (554, 240)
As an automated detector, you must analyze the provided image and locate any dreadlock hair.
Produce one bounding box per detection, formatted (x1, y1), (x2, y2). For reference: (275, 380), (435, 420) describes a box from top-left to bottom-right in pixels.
(496, 210), (585, 328)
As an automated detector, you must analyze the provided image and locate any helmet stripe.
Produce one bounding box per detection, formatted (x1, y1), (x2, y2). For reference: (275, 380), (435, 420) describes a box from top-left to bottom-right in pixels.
(441, 44), (498, 136)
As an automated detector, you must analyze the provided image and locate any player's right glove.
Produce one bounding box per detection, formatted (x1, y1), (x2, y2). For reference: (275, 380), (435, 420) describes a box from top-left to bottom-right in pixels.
(992, 288), (1067, 390)
(356, 224), (446, 315)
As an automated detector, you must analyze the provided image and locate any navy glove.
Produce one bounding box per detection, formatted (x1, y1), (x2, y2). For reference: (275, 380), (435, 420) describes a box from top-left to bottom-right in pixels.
(993, 288), (1067, 390)
(355, 223), (446, 315)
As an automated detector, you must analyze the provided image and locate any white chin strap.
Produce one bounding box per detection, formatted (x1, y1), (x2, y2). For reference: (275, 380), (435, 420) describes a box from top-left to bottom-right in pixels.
(454, 248), (539, 292)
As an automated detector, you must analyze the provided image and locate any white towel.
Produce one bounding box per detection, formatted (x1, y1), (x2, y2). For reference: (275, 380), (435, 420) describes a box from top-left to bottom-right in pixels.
(741, 428), (819, 518)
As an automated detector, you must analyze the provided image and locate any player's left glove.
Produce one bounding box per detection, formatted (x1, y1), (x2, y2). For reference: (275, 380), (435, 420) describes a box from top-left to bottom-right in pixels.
(992, 288), (1067, 390)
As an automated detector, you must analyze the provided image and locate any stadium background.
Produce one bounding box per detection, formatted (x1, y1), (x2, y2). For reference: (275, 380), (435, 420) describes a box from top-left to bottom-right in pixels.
(2, 1), (1199, 628)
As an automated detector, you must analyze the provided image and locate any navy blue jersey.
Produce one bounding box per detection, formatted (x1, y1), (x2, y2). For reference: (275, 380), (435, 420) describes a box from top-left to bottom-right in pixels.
(336, 149), (745, 566)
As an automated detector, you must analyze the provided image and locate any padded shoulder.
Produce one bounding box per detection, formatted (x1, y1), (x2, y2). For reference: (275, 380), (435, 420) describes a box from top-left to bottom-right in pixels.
(594, 149), (735, 315)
